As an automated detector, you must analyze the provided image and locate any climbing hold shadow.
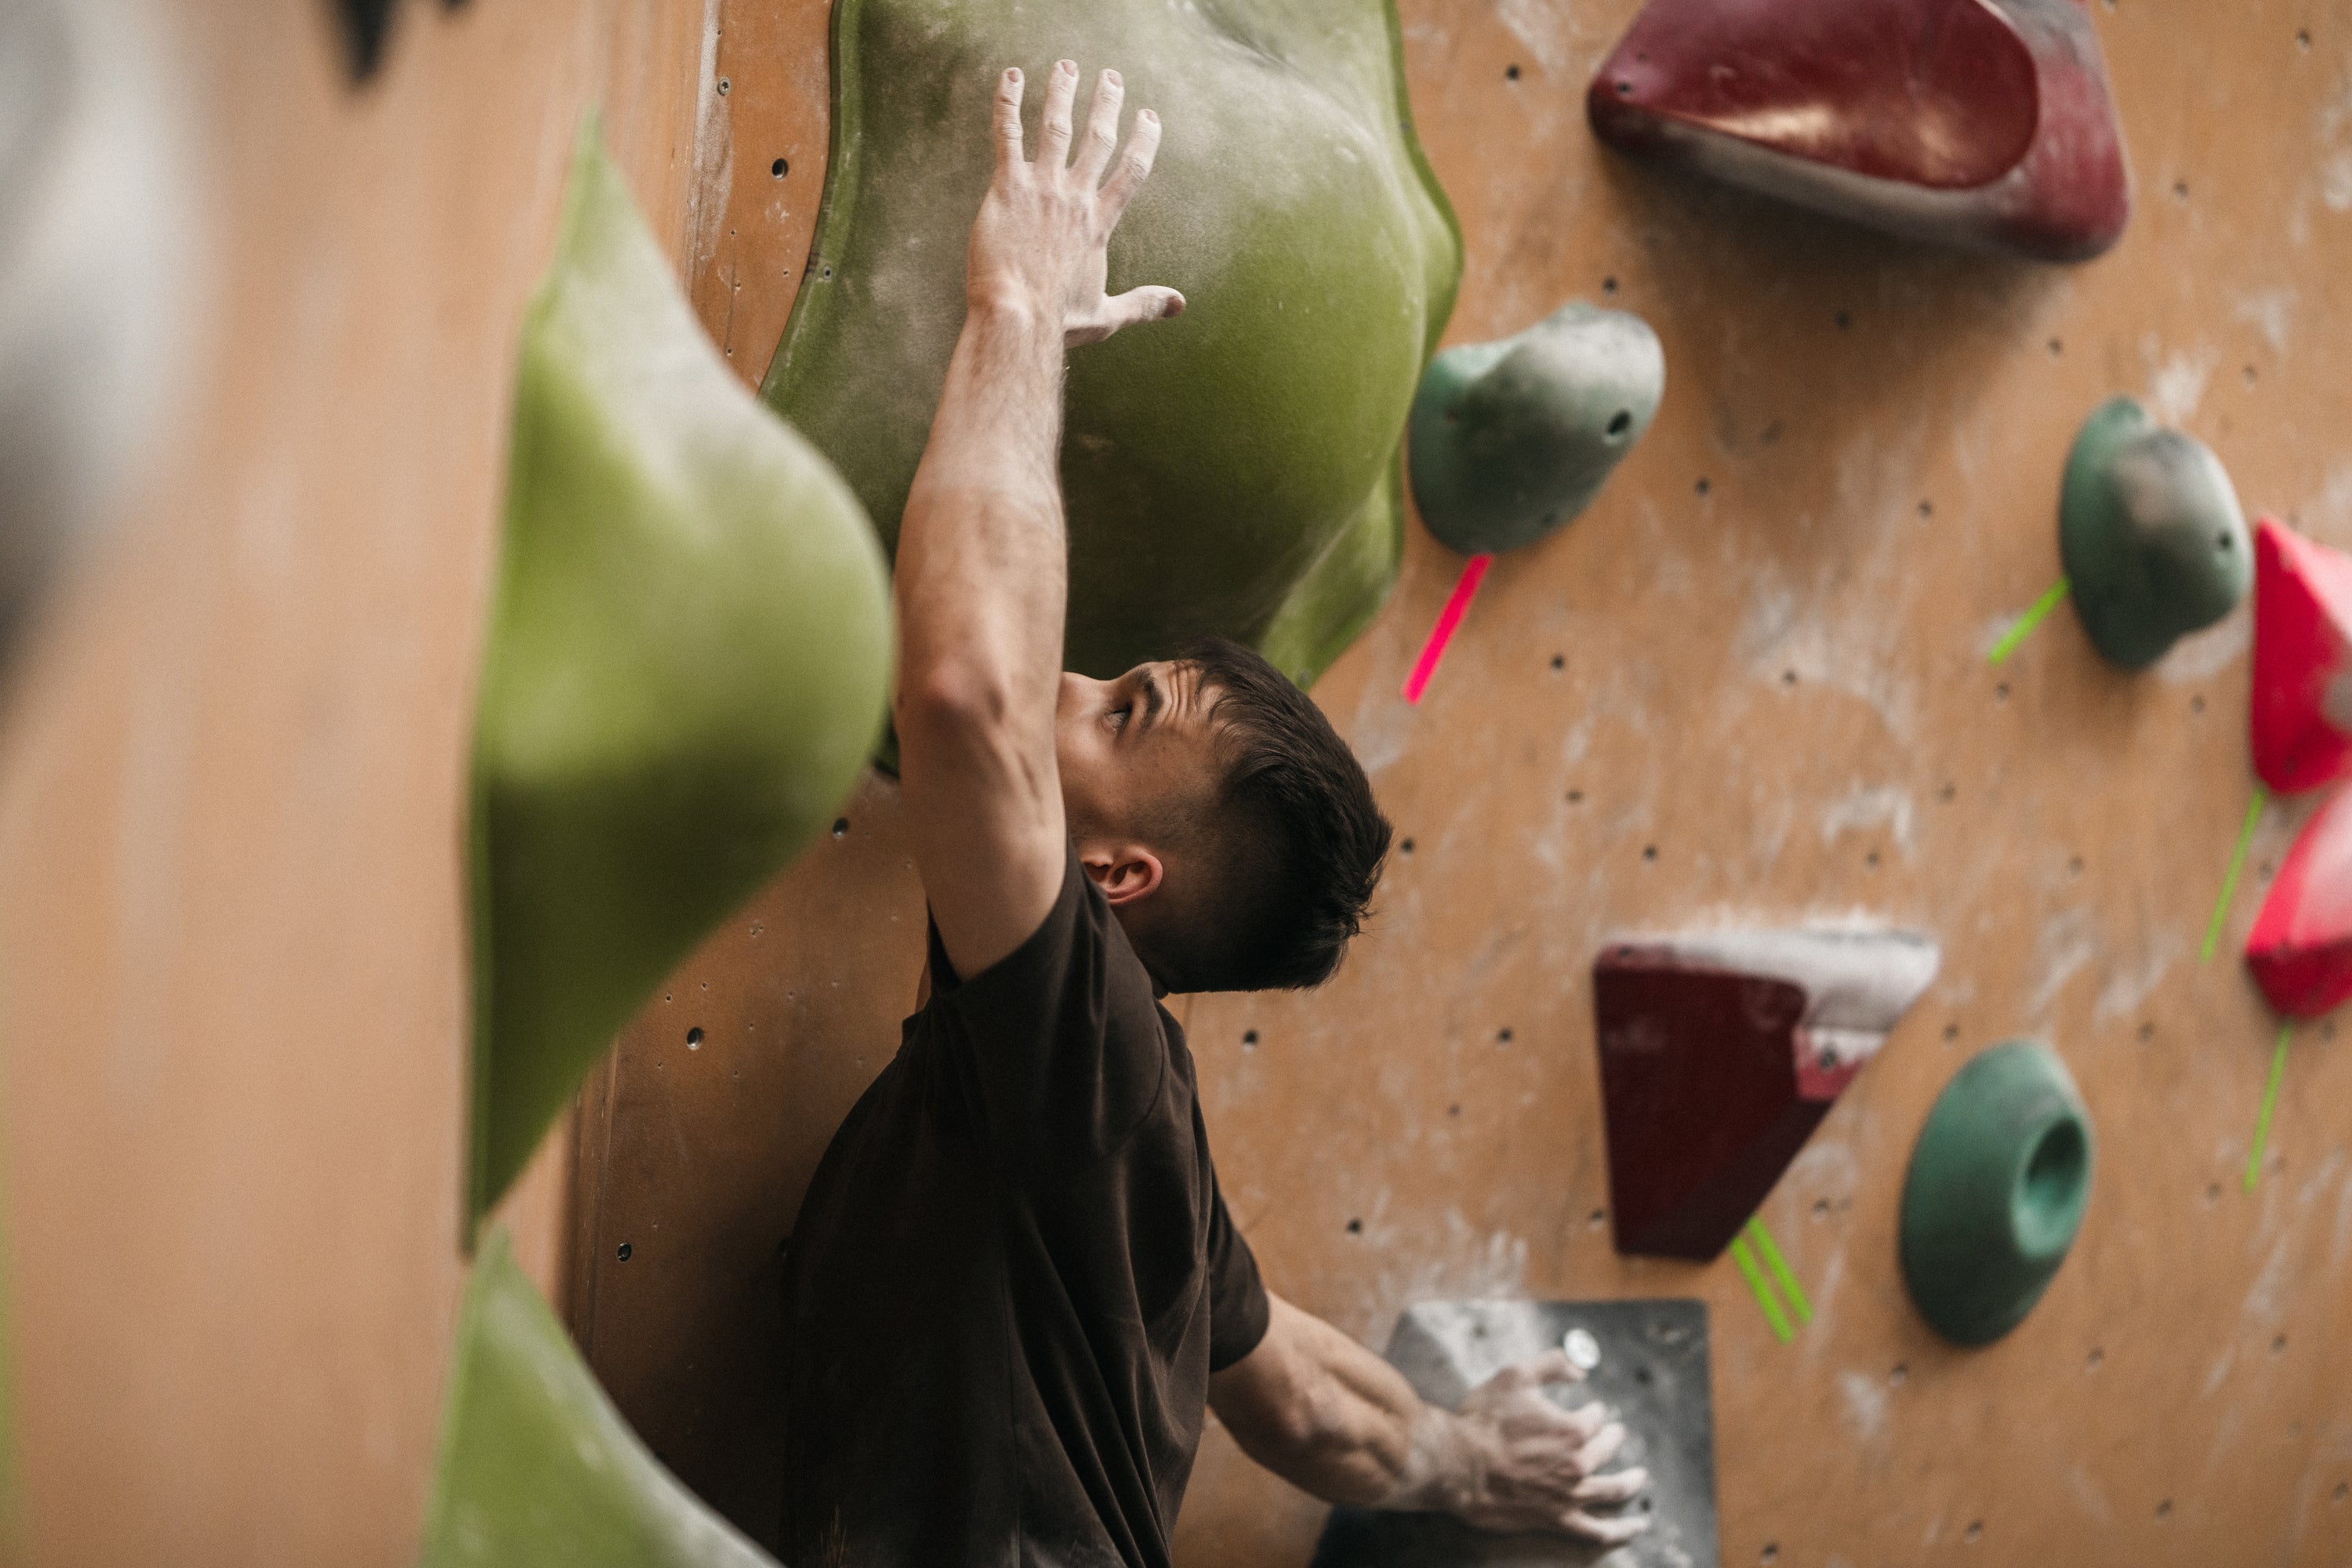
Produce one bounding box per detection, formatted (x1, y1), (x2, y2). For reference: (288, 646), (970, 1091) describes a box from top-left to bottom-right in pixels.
(762, 0), (1461, 688)
(2059, 397), (2249, 669)
(2252, 517), (2352, 796)
(466, 118), (892, 1230)
(1406, 303), (1663, 557)
(2245, 784), (2352, 1019)
(1308, 1300), (1716, 1568)
(418, 1229), (779, 1566)
(1594, 929), (1940, 1261)
(1900, 1040), (2092, 1345)
(1587, 0), (2129, 261)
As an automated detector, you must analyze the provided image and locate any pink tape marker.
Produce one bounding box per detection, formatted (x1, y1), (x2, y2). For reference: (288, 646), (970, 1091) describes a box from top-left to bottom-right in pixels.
(1402, 554), (1493, 705)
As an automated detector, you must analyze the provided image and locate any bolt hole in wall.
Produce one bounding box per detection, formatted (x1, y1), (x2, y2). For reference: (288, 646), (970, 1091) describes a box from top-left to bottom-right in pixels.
(772, 157), (788, 177)
(687, 1027), (702, 1050)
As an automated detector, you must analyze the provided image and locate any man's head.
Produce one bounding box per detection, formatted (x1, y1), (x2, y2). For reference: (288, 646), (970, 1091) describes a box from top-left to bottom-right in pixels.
(1055, 637), (1391, 993)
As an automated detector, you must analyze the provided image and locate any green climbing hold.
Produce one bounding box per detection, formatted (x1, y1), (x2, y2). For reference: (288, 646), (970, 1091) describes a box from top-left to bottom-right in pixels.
(763, 0), (1461, 687)
(467, 117), (893, 1230)
(2059, 395), (2250, 668)
(1407, 303), (1664, 557)
(1899, 1040), (2093, 1346)
(418, 1229), (778, 1566)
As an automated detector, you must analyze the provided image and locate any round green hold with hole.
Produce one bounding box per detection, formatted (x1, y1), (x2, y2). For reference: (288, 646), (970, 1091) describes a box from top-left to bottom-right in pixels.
(2059, 395), (2250, 668)
(1407, 301), (1663, 557)
(1900, 1040), (2093, 1345)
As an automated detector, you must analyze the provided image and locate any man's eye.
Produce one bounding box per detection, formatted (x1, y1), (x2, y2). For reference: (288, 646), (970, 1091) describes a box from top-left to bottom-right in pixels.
(1110, 705), (1131, 731)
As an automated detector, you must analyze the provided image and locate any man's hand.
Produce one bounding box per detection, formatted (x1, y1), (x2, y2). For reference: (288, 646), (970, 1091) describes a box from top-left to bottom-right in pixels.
(972, 60), (1183, 345)
(1210, 1298), (1649, 1548)
(1436, 1349), (1650, 1545)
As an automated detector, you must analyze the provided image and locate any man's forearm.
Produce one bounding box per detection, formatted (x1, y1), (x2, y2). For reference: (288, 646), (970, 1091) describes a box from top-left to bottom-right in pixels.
(895, 299), (1069, 712)
(1209, 1296), (1484, 1512)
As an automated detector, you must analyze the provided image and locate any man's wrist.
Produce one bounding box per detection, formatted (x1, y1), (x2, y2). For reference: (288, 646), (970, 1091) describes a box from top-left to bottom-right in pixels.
(964, 285), (1054, 337)
(1388, 1405), (1488, 1515)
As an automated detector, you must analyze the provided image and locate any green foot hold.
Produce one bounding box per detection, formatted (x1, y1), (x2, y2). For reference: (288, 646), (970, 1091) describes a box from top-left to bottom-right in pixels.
(763, 0), (1461, 688)
(466, 118), (893, 1230)
(418, 1230), (777, 1567)
(2059, 396), (2249, 669)
(1899, 1041), (2093, 1346)
(1407, 302), (1663, 557)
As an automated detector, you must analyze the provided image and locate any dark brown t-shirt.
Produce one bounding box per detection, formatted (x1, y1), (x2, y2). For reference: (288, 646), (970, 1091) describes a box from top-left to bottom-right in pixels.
(778, 848), (1272, 1568)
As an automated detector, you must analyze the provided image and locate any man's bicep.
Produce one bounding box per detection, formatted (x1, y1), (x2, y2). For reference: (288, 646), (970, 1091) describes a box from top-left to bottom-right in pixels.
(895, 681), (1069, 982)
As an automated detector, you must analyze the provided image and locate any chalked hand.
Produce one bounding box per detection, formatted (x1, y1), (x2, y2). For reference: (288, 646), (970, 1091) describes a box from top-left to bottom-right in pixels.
(1440, 1348), (1651, 1544)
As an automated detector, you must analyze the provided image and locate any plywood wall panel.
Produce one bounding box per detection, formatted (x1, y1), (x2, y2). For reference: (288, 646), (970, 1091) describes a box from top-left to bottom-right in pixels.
(0, 1), (711, 1561)
(575, 2), (2352, 1564)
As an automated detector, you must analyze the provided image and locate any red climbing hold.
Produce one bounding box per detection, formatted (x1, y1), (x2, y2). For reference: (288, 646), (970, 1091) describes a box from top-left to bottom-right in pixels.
(1593, 930), (1938, 1260)
(2246, 785), (2352, 1019)
(2252, 517), (2352, 797)
(1586, 0), (2130, 261)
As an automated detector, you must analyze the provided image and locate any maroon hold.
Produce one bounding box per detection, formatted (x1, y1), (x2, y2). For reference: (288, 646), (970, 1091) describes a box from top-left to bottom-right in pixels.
(1593, 930), (1938, 1260)
(1587, 0), (2130, 262)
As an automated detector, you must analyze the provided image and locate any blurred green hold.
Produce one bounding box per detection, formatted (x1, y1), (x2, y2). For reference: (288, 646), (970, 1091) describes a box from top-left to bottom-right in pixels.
(417, 1229), (778, 1567)
(1899, 1040), (2094, 1346)
(1407, 302), (1664, 557)
(763, 0), (1460, 688)
(2060, 395), (2250, 668)
(467, 117), (893, 1229)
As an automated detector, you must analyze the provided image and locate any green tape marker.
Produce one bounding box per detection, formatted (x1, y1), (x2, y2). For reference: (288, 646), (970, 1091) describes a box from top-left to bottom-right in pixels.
(1730, 1236), (1795, 1343)
(1746, 1217), (1813, 1326)
(1988, 578), (2071, 666)
(2204, 786), (2268, 962)
(2244, 1021), (2292, 1193)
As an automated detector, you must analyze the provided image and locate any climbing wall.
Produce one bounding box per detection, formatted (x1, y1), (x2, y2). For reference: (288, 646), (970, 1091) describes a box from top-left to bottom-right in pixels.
(0, 0), (715, 1560)
(556, 2), (2352, 1563)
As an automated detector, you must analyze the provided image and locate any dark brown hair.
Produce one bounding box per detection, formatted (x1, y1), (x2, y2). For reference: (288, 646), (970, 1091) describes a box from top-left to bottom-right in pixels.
(1148, 637), (1392, 993)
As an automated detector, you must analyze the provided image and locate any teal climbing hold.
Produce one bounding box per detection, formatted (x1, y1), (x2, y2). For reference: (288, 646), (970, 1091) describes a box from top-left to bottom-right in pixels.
(466, 118), (893, 1231)
(2059, 396), (2250, 669)
(1407, 303), (1664, 557)
(417, 1229), (779, 1567)
(1899, 1040), (2093, 1346)
(762, 0), (1461, 688)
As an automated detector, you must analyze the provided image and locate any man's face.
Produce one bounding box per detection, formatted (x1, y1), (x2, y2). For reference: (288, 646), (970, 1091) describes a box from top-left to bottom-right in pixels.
(1055, 660), (1220, 860)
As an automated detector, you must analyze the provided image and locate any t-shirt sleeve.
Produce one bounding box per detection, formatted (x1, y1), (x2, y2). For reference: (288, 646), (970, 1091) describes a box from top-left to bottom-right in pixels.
(928, 846), (1169, 1169)
(1205, 1170), (1271, 1372)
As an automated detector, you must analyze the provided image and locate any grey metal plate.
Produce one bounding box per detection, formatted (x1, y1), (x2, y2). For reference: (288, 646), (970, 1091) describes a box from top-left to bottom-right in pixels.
(1307, 1299), (1718, 1568)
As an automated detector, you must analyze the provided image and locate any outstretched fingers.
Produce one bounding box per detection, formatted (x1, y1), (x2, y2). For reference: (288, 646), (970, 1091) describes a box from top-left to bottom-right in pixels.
(1096, 107), (1163, 226)
(993, 67), (1027, 172)
(1039, 58), (1080, 168)
(1074, 68), (1125, 183)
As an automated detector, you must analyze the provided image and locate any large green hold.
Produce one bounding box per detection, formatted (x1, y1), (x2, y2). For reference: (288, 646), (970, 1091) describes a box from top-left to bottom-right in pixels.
(2059, 395), (2250, 668)
(467, 120), (893, 1228)
(763, 0), (1461, 686)
(417, 1229), (778, 1567)
(1899, 1040), (2093, 1346)
(1406, 302), (1664, 557)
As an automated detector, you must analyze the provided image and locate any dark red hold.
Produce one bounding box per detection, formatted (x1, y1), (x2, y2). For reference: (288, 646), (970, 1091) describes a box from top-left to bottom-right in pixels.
(1594, 953), (1838, 1260)
(1587, 0), (2130, 261)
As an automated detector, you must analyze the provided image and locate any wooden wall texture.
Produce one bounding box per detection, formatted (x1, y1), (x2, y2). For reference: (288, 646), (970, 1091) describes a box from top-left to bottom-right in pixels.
(2, 1), (2349, 1566)
(0, 0), (713, 1561)
(579, 1), (2352, 1563)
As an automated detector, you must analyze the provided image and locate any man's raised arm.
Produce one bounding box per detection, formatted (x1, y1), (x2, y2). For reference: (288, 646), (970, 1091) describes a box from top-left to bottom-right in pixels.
(892, 59), (1181, 982)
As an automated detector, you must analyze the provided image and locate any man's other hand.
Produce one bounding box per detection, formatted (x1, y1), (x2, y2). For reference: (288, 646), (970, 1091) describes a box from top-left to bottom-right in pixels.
(972, 60), (1185, 346)
(1442, 1349), (1651, 1545)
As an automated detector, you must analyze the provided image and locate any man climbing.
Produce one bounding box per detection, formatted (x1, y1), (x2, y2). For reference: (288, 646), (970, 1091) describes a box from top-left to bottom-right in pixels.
(778, 60), (1649, 1566)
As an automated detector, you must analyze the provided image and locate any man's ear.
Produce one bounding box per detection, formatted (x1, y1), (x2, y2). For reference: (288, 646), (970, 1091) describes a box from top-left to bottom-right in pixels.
(1078, 842), (1163, 907)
